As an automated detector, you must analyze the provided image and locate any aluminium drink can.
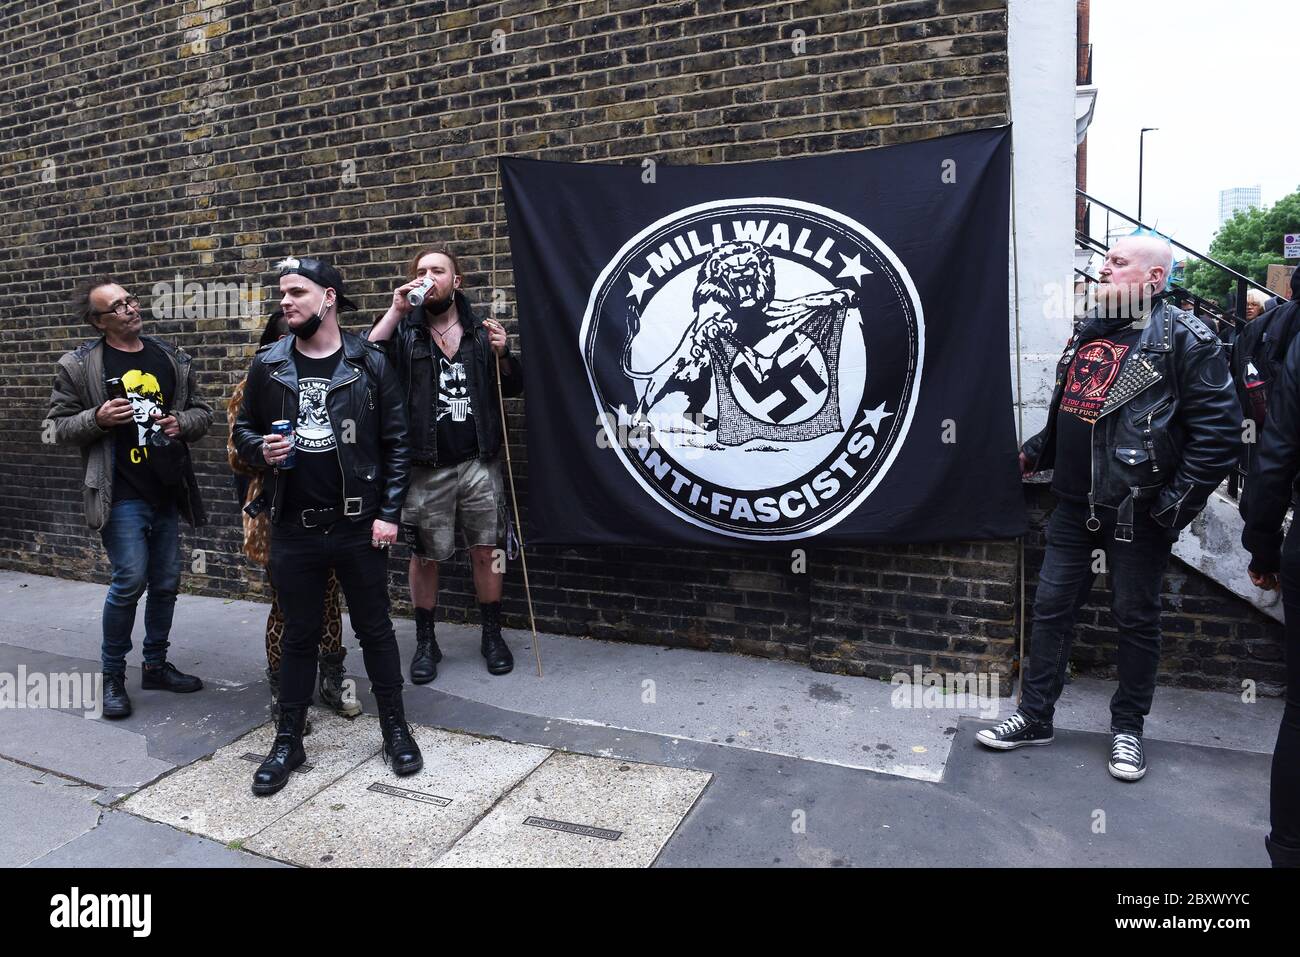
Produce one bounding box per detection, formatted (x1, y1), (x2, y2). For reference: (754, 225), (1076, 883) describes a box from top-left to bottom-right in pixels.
(407, 276), (434, 308)
(271, 419), (296, 468)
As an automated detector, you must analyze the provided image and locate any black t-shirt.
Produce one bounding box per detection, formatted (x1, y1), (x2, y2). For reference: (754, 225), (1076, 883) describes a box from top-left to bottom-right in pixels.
(1052, 325), (1144, 501)
(283, 348), (344, 515)
(103, 340), (177, 505)
(434, 340), (480, 467)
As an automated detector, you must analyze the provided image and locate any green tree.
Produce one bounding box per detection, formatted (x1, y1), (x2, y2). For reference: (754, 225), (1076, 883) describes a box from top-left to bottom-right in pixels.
(1184, 188), (1300, 306)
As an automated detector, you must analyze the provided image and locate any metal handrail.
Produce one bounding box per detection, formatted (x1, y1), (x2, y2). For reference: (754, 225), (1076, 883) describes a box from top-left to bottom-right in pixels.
(1076, 187), (1284, 331)
(1077, 188), (1274, 295)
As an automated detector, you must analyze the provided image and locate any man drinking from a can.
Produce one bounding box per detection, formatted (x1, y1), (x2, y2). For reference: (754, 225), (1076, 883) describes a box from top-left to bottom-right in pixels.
(368, 244), (524, 684)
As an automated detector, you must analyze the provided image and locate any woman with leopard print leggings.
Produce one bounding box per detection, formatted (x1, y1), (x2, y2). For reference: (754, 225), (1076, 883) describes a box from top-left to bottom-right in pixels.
(228, 314), (359, 722)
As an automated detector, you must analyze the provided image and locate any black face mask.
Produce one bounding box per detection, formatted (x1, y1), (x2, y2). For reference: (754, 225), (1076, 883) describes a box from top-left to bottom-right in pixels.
(424, 287), (455, 317)
(290, 293), (331, 339)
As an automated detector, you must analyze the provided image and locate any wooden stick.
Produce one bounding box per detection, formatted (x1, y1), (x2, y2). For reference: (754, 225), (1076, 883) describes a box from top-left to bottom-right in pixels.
(490, 102), (543, 677)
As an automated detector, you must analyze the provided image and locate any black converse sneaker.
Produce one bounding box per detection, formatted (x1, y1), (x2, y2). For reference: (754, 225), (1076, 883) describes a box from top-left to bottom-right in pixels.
(1108, 732), (1146, 781)
(976, 711), (1054, 750)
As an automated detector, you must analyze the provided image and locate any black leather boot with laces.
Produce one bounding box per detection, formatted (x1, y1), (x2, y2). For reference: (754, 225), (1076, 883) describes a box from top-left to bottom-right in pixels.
(376, 694), (423, 776)
(480, 601), (513, 675)
(252, 704), (308, 796)
(410, 607), (442, 684)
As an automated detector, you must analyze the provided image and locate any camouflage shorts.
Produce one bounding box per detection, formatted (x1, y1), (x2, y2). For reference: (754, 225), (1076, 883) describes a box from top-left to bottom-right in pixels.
(401, 457), (506, 562)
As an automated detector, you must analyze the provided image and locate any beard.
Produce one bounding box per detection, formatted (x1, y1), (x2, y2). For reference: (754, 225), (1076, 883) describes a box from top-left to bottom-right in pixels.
(1097, 283), (1156, 320)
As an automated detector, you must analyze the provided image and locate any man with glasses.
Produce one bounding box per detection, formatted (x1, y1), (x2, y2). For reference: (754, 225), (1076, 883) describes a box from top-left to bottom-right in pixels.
(47, 278), (213, 718)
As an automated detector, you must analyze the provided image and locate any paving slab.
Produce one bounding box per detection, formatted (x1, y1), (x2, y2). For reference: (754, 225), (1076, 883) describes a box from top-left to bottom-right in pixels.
(27, 809), (290, 868)
(436, 752), (710, 868)
(247, 729), (551, 867)
(0, 643), (271, 789)
(120, 711), (380, 844)
(0, 758), (103, 867)
(0, 704), (173, 789)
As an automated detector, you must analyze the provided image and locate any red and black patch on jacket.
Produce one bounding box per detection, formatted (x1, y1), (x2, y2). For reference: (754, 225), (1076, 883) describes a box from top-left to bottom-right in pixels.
(1059, 339), (1130, 424)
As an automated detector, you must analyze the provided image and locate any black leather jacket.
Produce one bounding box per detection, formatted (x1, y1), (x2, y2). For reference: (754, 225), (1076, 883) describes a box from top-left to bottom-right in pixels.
(232, 330), (410, 526)
(370, 291), (523, 466)
(1023, 301), (1239, 540)
(1242, 324), (1300, 573)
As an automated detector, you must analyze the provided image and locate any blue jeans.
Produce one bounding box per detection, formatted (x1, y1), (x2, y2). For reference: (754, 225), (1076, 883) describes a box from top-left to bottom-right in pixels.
(99, 499), (181, 675)
(1019, 497), (1173, 735)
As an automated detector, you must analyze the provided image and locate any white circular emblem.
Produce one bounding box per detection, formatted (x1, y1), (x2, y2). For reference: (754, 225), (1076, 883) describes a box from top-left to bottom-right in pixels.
(582, 198), (924, 540)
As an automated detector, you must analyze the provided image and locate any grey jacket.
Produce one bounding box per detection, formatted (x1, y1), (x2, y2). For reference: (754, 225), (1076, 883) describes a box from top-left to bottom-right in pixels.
(46, 335), (213, 531)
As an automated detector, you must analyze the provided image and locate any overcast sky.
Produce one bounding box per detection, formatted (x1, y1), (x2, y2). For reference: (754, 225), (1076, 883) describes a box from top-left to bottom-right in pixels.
(1085, 0), (1299, 257)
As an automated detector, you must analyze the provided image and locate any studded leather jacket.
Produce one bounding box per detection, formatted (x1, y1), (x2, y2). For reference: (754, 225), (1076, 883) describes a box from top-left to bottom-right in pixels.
(1022, 302), (1240, 540)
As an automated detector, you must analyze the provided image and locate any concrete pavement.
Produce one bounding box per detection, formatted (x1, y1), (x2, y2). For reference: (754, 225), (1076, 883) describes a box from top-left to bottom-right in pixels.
(0, 569), (1280, 867)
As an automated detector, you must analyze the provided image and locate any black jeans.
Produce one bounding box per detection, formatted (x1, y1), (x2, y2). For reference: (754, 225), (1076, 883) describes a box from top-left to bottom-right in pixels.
(1019, 497), (1173, 735)
(1272, 522), (1300, 849)
(268, 519), (403, 709)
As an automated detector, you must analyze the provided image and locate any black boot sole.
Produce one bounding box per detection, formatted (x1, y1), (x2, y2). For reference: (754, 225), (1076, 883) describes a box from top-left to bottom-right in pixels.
(102, 705), (132, 719)
(410, 669), (438, 685)
(485, 661), (513, 675)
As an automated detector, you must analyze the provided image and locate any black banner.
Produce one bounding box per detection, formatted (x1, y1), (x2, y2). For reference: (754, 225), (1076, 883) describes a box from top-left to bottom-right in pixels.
(502, 126), (1026, 546)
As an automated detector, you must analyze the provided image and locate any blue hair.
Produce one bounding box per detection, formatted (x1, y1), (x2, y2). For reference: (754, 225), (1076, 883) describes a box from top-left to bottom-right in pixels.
(1129, 226), (1176, 291)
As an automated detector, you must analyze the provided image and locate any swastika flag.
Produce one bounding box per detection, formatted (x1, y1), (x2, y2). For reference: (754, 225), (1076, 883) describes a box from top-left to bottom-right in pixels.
(502, 126), (1027, 545)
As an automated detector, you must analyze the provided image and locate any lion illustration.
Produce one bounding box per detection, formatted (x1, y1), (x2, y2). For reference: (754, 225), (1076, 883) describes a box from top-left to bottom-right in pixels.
(621, 240), (855, 433)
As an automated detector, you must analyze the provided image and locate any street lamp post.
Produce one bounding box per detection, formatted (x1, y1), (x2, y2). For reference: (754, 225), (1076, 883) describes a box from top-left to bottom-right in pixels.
(1138, 127), (1158, 223)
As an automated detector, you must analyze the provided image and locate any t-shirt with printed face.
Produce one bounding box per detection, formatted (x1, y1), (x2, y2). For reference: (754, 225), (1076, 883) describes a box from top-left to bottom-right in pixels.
(283, 348), (344, 516)
(1051, 325), (1144, 501)
(103, 340), (177, 505)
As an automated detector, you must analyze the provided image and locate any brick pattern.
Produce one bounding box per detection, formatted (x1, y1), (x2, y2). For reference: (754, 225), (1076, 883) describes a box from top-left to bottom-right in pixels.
(15, 2), (1273, 695)
(0, 0), (1010, 659)
(811, 542), (1019, 681)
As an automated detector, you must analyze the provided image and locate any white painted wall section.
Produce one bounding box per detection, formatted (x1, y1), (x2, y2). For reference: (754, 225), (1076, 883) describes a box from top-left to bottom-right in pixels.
(1007, 0), (1077, 444)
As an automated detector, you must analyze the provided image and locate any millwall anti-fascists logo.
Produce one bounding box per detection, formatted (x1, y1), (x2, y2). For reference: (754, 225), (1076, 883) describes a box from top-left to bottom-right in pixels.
(582, 198), (924, 540)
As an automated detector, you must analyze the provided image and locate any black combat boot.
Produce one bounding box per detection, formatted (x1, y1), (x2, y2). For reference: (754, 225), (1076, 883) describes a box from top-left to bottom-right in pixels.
(376, 693), (423, 776)
(252, 704), (308, 796)
(318, 649), (361, 717)
(480, 601), (513, 675)
(409, 607), (442, 684)
(102, 672), (131, 719)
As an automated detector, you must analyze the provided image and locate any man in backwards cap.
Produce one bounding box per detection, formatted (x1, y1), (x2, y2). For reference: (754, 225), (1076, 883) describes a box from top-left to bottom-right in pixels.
(234, 256), (422, 794)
